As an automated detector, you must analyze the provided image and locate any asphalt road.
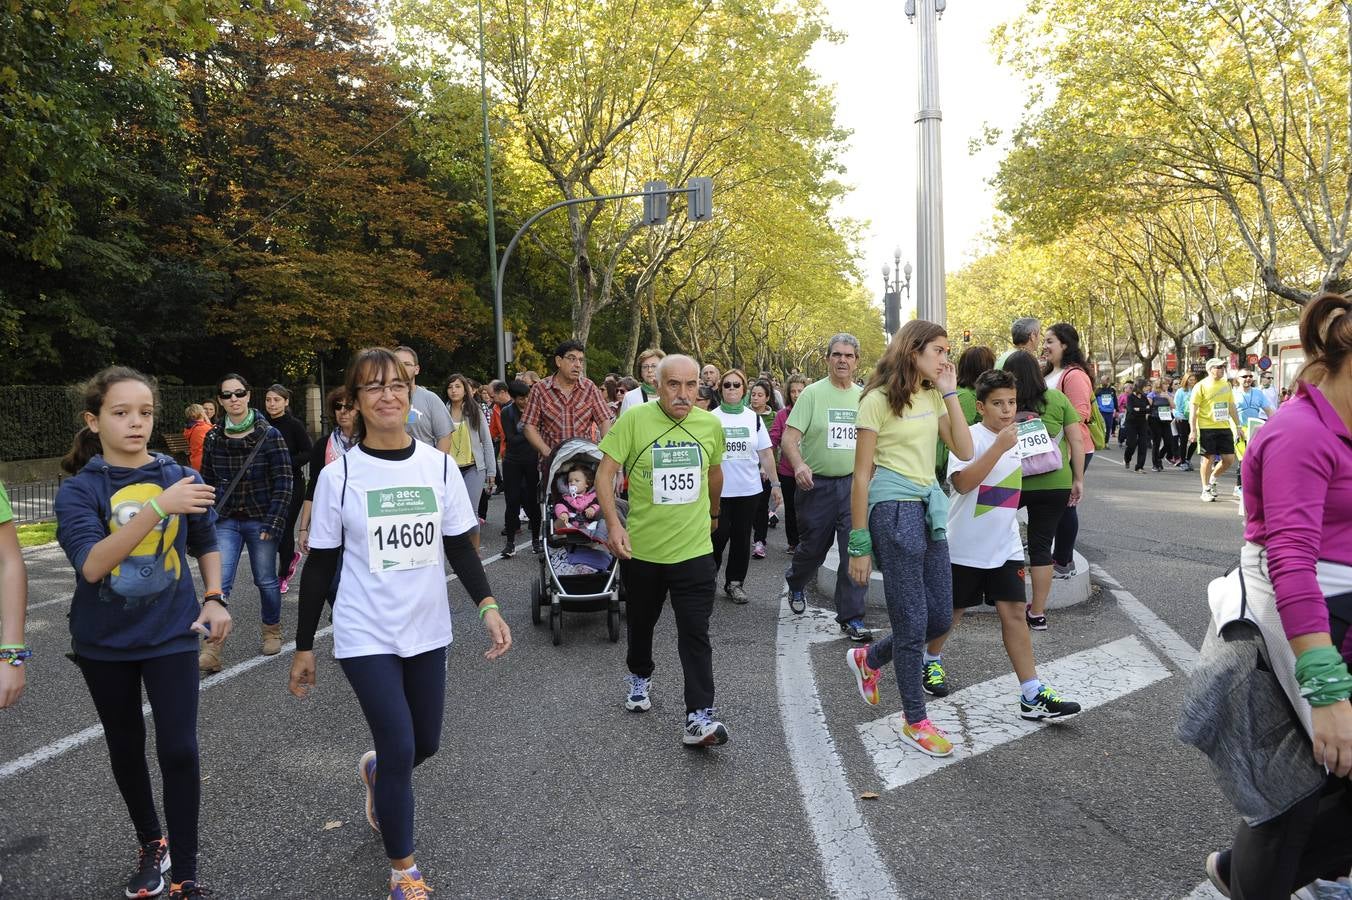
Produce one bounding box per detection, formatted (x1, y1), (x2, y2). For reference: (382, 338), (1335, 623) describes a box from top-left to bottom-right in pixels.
(1, 450), (1251, 899)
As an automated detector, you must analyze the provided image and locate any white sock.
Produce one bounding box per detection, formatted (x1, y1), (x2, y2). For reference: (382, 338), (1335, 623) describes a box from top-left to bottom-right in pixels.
(391, 866), (419, 884)
(923, 652), (942, 664)
(1020, 678), (1043, 702)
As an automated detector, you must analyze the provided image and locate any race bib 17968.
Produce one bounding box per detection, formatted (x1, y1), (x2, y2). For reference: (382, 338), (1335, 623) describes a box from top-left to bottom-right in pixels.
(366, 486), (440, 573)
(1016, 418), (1053, 458)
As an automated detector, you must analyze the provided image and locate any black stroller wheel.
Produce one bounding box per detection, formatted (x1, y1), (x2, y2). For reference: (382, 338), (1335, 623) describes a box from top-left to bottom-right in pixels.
(550, 602), (562, 646)
(531, 577), (543, 625)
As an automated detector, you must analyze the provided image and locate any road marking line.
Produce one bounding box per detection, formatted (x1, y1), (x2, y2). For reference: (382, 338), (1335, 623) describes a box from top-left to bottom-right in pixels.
(1182, 882), (1225, 899)
(858, 636), (1171, 792)
(0, 554), (503, 783)
(1090, 563), (1200, 672)
(776, 599), (901, 900)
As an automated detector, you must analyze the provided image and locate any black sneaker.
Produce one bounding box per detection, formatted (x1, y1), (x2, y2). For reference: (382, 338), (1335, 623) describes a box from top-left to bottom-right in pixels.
(531, 538), (544, 555)
(1019, 685), (1082, 720)
(167, 882), (212, 899)
(840, 619), (874, 642)
(922, 659), (949, 697)
(501, 540), (516, 558)
(788, 588), (807, 615)
(1205, 850), (1232, 898)
(126, 837), (170, 898)
(682, 708), (728, 746)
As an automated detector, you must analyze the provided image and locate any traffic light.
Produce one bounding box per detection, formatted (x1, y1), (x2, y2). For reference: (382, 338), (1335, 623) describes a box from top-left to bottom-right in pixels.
(687, 177), (714, 222)
(962, 329), (971, 343)
(642, 180), (669, 226)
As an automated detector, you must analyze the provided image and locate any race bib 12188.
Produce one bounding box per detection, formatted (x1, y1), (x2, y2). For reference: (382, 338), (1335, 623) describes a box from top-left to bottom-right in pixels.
(826, 408), (857, 451)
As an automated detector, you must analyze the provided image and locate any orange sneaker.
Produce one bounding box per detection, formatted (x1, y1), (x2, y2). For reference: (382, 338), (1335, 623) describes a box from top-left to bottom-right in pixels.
(846, 647), (881, 705)
(900, 718), (954, 758)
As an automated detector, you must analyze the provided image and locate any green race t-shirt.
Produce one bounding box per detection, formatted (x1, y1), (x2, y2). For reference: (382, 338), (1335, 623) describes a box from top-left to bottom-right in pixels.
(0, 480), (10, 525)
(598, 401), (724, 565)
(784, 379), (863, 477)
(1022, 389), (1082, 492)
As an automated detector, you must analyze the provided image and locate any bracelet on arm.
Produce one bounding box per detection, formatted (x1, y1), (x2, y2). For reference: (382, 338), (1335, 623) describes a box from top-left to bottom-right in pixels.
(0, 648), (33, 667)
(203, 592), (229, 610)
(846, 528), (873, 559)
(148, 498), (168, 520)
(942, 391), (958, 400)
(1296, 645), (1352, 706)
(478, 602), (500, 620)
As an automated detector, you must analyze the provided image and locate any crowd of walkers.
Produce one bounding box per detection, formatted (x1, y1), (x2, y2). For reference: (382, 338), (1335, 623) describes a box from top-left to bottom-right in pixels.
(0, 297), (1347, 898)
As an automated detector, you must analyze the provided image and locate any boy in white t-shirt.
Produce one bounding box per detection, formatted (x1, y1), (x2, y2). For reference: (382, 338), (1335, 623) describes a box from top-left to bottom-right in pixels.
(926, 370), (1081, 721)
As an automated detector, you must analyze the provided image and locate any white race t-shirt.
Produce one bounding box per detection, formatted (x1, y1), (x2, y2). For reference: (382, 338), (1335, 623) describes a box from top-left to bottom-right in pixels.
(309, 442), (478, 659)
(946, 422), (1025, 568)
(618, 385), (656, 417)
(712, 405), (772, 498)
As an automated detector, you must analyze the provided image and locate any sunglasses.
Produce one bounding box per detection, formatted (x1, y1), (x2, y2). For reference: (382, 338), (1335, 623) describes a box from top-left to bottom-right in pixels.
(219, 389), (249, 399)
(334, 403), (354, 412)
(722, 381), (744, 389)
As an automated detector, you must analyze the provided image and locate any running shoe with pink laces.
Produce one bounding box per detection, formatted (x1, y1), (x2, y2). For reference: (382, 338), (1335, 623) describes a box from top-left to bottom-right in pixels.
(846, 647), (881, 705)
(900, 718), (954, 758)
(359, 750), (380, 832)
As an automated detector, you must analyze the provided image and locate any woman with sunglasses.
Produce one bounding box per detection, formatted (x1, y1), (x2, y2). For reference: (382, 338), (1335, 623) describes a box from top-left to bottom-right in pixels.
(289, 347), (509, 900)
(263, 384), (313, 595)
(710, 368), (781, 603)
(748, 380), (780, 559)
(198, 374), (294, 673)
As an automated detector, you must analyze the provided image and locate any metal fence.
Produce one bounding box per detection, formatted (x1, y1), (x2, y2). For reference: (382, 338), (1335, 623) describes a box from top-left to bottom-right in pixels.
(5, 479), (61, 525)
(0, 383), (311, 463)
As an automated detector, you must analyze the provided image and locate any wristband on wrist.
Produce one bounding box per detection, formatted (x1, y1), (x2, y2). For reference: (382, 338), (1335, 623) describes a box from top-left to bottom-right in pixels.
(942, 391), (958, 399)
(0, 644), (24, 650)
(847, 528), (873, 559)
(478, 602), (500, 620)
(203, 592), (228, 609)
(0, 648), (33, 666)
(1296, 645), (1352, 707)
(148, 498), (168, 520)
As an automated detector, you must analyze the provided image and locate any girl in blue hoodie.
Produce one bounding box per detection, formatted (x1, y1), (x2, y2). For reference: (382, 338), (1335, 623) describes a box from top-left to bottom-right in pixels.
(54, 367), (230, 900)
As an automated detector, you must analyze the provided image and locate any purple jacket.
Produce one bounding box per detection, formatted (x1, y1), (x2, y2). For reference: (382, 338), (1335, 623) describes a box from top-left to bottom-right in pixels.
(1243, 381), (1352, 651)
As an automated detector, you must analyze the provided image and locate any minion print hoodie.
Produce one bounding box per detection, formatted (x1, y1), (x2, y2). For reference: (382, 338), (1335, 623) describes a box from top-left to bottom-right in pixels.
(55, 453), (218, 661)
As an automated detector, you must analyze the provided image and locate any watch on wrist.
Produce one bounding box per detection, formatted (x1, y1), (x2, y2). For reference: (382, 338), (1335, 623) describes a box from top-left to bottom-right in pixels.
(203, 593), (228, 609)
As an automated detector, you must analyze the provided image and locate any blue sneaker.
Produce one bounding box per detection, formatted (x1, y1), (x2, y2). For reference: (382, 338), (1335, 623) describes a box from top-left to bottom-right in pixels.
(625, 673), (652, 712)
(840, 619), (874, 642)
(389, 867), (431, 900)
(359, 750), (380, 832)
(788, 588), (807, 615)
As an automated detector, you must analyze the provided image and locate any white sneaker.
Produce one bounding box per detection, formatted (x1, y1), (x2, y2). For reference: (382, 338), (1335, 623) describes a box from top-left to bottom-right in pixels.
(1201, 491), (1216, 503)
(624, 674), (652, 712)
(682, 708), (728, 746)
(1232, 485), (1243, 498)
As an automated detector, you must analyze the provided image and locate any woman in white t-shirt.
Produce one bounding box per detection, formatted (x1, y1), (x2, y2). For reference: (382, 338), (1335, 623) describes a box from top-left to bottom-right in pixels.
(288, 347), (511, 900)
(710, 368), (780, 603)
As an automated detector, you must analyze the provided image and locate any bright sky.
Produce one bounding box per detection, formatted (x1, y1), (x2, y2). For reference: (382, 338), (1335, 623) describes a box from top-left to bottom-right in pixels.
(811, 2), (1028, 315)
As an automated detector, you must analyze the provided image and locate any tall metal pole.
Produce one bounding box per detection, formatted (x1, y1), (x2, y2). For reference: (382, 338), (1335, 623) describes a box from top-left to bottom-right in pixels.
(478, 0), (504, 381)
(912, 0), (946, 326)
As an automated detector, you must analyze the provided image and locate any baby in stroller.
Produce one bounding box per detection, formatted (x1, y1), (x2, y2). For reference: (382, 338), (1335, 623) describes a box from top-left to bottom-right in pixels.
(547, 457), (611, 575)
(553, 464), (601, 533)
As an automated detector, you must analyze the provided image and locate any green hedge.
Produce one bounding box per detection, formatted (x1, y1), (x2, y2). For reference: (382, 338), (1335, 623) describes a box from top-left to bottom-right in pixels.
(0, 384), (310, 462)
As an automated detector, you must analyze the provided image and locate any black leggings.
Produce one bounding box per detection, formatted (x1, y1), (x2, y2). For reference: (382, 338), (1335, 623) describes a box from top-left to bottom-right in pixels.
(1149, 422), (1172, 468)
(1020, 488), (1070, 567)
(753, 480), (772, 543)
(502, 457), (540, 541)
(712, 494), (758, 586)
(77, 651), (201, 885)
(1230, 775), (1352, 899)
(1124, 420), (1149, 469)
(778, 473), (800, 547)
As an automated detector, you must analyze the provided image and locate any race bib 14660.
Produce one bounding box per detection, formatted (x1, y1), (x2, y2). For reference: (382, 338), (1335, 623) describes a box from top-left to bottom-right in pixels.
(366, 486), (440, 573)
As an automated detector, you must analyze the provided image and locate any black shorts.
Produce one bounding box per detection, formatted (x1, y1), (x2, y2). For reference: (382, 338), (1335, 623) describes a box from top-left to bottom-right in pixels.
(1198, 428), (1235, 456)
(952, 561), (1027, 608)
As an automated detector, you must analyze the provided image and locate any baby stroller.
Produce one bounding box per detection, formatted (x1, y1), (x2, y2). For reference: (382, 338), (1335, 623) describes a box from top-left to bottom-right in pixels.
(531, 438), (625, 645)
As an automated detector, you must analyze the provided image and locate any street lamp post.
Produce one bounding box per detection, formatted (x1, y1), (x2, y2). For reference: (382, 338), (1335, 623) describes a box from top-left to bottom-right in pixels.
(907, 0), (947, 326)
(881, 245), (912, 340)
(478, 0), (504, 382)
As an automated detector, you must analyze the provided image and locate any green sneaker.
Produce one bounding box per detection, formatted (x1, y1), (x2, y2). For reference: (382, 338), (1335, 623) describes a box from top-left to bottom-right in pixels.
(921, 659), (949, 697)
(1019, 685), (1082, 721)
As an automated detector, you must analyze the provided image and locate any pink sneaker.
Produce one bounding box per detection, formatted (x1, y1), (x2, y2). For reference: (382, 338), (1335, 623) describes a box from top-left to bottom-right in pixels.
(284, 551), (301, 582)
(846, 647), (881, 705)
(279, 576), (291, 595)
(752, 540), (766, 559)
(900, 718), (954, 757)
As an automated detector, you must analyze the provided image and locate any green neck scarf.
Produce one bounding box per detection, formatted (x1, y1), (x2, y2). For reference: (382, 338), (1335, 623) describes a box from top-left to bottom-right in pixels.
(224, 408), (256, 435)
(641, 383), (656, 396)
(719, 400), (746, 415)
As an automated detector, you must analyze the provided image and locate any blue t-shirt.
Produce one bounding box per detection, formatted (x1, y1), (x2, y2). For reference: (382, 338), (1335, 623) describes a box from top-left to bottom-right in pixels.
(1235, 387), (1272, 425)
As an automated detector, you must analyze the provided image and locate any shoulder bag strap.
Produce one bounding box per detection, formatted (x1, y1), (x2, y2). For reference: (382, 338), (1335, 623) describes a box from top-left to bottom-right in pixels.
(217, 430), (269, 510)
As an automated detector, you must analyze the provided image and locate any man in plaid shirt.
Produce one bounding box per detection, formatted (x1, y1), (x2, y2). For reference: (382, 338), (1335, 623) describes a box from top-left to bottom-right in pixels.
(523, 339), (612, 462)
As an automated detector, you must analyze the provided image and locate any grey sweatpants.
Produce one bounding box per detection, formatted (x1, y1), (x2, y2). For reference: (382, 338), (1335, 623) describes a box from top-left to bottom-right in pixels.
(864, 500), (953, 724)
(783, 473), (867, 624)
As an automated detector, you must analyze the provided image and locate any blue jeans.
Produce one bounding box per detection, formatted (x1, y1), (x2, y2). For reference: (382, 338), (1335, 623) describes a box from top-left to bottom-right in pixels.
(216, 518), (282, 625)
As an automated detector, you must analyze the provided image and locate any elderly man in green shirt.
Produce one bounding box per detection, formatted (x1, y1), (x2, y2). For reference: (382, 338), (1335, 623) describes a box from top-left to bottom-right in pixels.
(779, 333), (873, 640)
(597, 354), (729, 747)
